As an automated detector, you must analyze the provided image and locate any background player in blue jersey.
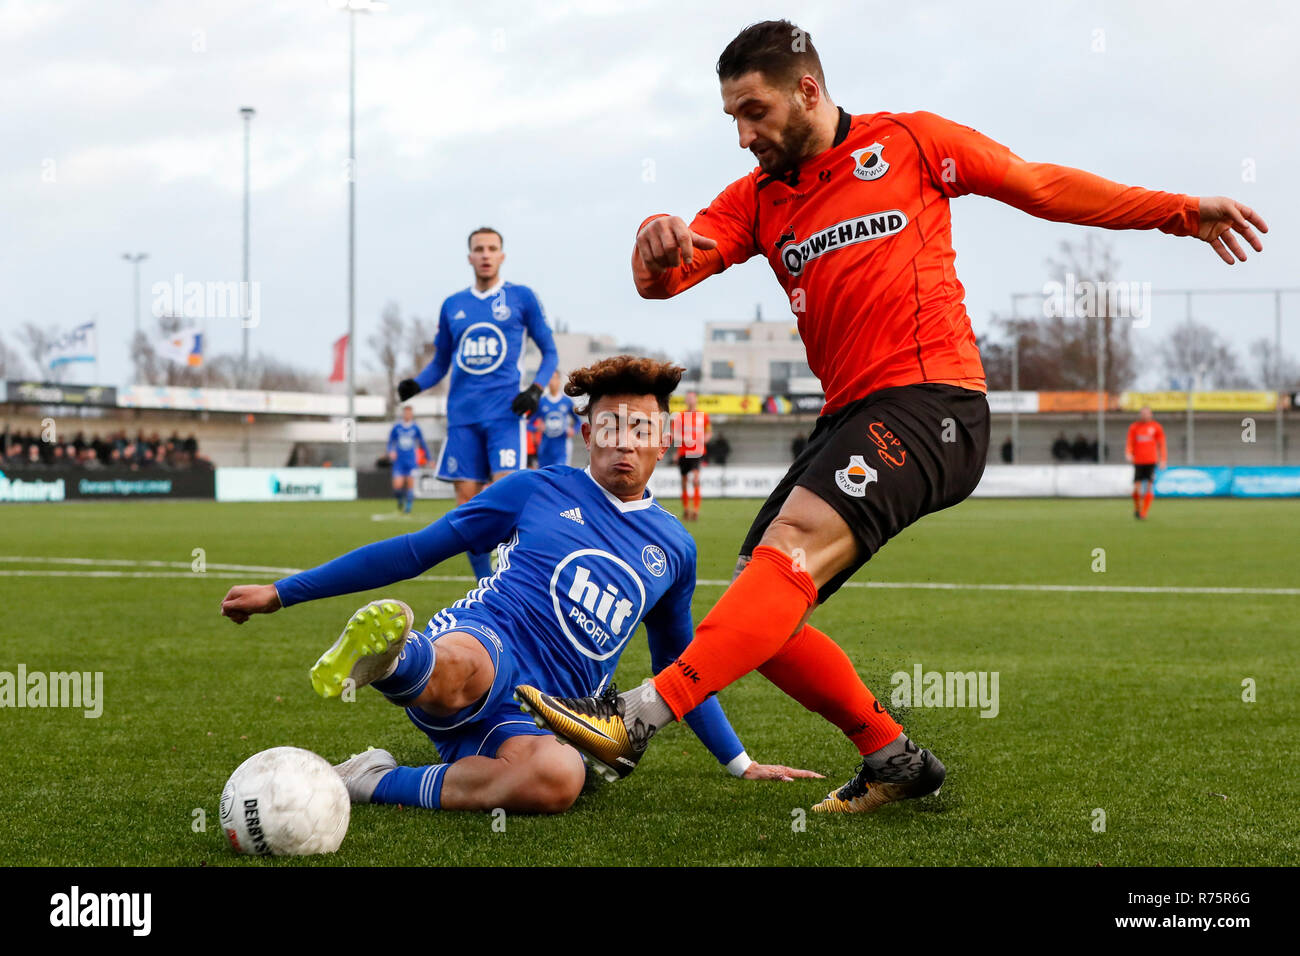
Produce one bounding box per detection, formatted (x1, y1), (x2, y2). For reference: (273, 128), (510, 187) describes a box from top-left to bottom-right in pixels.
(534, 369), (583, 469)
(220, 357), (819, 814)
(387, 405), (430, 514)
(396, 227), (559, 581)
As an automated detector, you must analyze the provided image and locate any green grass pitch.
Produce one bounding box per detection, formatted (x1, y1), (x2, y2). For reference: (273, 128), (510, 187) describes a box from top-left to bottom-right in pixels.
(1, 495), (1296, 866)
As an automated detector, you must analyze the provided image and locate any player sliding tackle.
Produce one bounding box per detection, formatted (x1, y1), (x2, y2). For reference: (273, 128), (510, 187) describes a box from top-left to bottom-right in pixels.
(517, 19), (1268, 813)
(220, 357), (818, 815)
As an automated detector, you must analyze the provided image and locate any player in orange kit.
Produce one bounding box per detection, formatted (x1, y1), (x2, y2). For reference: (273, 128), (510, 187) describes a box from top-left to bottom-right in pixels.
(670, 390), (712, 520)
(1126, 406), (1167, 520)
(517, 19), (1268, 812)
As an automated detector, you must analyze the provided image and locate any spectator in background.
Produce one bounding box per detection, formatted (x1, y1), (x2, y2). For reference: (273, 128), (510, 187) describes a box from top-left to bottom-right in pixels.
(1000, 436), (1014, 463)
(1051, 431), (1071, 462)
(707, 431), (731, 466)
(790, 432), (807, 461)
(1071, 433), (1089, 462)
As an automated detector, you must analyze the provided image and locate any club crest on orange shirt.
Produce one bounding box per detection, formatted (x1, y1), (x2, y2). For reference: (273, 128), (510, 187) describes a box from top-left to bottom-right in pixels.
(835, 455), (878, 497)
(851, 143), (889, 181)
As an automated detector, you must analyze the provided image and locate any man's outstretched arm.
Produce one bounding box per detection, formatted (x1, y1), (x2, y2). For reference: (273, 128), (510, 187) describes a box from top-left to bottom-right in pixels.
(220, 470), (544, 623)
(987, 159), (1266, 264)
(900, 110), (1267, 264)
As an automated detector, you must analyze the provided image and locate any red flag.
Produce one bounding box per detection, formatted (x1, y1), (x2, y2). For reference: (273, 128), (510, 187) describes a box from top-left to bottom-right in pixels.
(329, 334), (349, 383)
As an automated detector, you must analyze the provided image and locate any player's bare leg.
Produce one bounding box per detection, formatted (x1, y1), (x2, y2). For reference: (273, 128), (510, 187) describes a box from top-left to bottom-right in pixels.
(435, 734), (586, 813)
(327, 625), (586, 814)
(519, 486), (946, 809)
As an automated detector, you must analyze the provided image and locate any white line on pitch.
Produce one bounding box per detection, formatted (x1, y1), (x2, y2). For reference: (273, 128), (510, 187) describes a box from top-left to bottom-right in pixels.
(1, 557), (1295, 596)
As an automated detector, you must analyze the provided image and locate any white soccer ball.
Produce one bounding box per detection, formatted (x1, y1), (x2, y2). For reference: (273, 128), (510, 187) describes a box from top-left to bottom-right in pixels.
(219, 746), (350, 856)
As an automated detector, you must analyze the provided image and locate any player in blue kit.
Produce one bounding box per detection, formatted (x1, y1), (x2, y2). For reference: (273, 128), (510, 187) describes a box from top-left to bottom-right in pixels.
(534, 370), (583, 469)
(387, 405), (430, 514)
(220, 356), (818, 814)
(397, 227), (560, 580)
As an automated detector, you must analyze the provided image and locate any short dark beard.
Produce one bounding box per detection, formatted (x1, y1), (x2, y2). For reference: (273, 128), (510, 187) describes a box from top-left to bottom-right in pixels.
(755, 102), (816, 179)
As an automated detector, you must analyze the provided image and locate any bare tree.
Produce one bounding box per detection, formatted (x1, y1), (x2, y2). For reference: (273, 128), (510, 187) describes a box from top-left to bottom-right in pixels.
(367, 302), (406, 414)
(405, 314), (437, 380)
(1043, 235), (1138, 391)
(1157, 320), (1252, 389)
(0, 333), (29, 379)
(1248, 338), (1300, 392)
(18, 322), (61, 382)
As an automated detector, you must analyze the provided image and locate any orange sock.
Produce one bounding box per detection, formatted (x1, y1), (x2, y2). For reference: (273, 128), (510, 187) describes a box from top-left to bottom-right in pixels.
(681, 487), (689, 512)
(1142, 490), (1154, 517)
(693, 483), (702, 512)
(653, 544), (818, 719)
(758, 624), (902, 755)
(1132, 490), (1141, 511)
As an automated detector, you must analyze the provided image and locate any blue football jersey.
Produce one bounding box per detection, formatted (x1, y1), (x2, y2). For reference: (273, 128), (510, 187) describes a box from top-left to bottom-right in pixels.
(413, 281), (558, 427)
(387, 421), (428, 467)
(442, 466), (693, 696)
(536, 392), (581, 439)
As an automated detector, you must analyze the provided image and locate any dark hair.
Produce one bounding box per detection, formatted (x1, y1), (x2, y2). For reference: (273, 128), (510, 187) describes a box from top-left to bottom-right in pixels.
(716, 19), (825, 93)
(467, 227), (503, 249)
(565, 355), (684, 417)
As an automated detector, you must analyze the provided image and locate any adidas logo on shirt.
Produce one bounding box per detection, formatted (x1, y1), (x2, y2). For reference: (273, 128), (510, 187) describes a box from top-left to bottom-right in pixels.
(453, 310), (466, 319)
(560, 507), (584, 525)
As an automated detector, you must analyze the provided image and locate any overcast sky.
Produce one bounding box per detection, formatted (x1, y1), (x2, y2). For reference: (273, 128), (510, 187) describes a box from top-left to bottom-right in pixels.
(3, 0), (1297, 390)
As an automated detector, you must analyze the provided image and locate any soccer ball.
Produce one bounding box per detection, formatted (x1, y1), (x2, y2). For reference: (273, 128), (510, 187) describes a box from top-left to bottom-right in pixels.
(219, 746), (350, 856)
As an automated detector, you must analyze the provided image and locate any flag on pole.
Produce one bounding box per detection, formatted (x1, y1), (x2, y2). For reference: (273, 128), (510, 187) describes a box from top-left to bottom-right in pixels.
(329, 333), (349, 383)
(156, 329), (203, 367)
(46, 321), (97, 369)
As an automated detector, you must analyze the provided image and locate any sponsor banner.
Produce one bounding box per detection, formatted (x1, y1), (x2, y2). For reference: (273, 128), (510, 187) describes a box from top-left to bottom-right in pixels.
(985, 391), (1040, 414)
(667, 394), (763, 415)
(1154, 467), (1233, 497)
(1036, 391), (1112, 413)
(0, 469), (67, 502)
(0, 468), (216, 501)
(972, 465), (1057, 497)
(73, 470), (215, 499)
(5, 381), (119, 407)
(215, 467), (357, 502)
(648, 465), (785, 499)
(762, 394), (825, 415)
(1120, 391), (1278, 412)
(118, 385), (386, 418)
(1229, 467), (1300, 497)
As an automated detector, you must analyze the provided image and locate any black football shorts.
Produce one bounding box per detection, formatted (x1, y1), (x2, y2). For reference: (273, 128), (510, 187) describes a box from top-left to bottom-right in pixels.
(740, 383), (990, 602)
(1133, 463), (1156, 482)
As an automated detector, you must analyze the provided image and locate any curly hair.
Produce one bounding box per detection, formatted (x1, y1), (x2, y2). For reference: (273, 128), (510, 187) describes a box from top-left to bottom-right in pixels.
(565, 355), (685, 417)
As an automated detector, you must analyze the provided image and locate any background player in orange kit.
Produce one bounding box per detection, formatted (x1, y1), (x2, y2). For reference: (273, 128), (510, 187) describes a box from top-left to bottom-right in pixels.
(517, 19), (1268, 814)
(670, 390), (712, 520)
(1126, 405), (1167, 520)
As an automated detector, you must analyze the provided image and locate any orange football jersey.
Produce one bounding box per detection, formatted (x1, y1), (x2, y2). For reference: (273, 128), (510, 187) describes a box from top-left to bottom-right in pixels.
(672, 410), (710, 459)
(1127, 420), (1167, 465)
(636, 109), (1200, 415)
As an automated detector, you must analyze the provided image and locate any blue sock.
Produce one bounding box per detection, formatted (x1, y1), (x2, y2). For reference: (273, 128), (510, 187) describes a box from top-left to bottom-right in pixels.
(394, 489), (403, 510)
(405, 488), (414, 512)
(468, 550), (492, 580)
(372, 764), (449, 809)
(371, 629), (436, 705)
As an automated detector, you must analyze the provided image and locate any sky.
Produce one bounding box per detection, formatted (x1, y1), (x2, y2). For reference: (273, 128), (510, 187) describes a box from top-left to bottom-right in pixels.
(3, 0), (1298, 390)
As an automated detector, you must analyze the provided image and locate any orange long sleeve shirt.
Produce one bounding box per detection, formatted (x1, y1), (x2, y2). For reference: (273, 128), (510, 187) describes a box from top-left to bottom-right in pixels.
(635, 108), (1200, 415)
